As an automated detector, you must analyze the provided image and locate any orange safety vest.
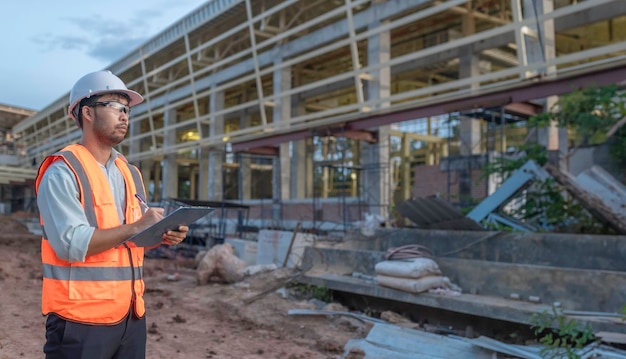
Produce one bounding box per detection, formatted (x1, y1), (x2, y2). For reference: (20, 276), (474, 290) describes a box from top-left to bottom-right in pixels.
(35, 144), (147, 325)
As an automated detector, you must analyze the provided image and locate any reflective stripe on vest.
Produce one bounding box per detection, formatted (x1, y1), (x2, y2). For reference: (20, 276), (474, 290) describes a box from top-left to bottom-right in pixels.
(125, 161), (146, 202)
(53, 150), (98, 228)
(43, 263), (143, 281)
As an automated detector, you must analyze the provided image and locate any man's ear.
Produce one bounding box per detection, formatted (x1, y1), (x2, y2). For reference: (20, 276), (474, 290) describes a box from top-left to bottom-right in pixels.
(81, 106), (93, 123)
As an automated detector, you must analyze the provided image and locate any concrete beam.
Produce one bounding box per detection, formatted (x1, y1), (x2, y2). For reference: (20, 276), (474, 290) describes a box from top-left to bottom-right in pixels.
(232, 129), (312, 153)
(503, 101), (544, 117)
(244, 146), (280, 156)
(349, 62), (626, 131)
(327, 128), (378, 143)
(234, 62), (626, 151)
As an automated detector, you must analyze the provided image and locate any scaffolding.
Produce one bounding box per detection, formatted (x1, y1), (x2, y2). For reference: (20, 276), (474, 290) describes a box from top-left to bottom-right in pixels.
(310, 131), (391, 234)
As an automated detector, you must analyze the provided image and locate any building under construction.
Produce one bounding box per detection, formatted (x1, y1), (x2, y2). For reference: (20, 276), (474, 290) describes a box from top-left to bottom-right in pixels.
(6, 2), (626, 348)
(7, 0), (626, 234)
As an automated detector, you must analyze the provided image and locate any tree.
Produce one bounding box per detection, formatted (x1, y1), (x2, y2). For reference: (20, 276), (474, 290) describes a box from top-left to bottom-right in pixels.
(478, 84), (626, 233)
(529, 84), (626, 168)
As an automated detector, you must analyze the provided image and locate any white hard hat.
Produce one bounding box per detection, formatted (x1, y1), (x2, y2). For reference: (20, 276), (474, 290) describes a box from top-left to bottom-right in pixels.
(68, 70), (143, 122)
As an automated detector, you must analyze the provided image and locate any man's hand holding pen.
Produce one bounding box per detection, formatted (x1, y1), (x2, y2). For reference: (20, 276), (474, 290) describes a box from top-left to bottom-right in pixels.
(135, 194), (150, 212)
(134, 194), (188, 246)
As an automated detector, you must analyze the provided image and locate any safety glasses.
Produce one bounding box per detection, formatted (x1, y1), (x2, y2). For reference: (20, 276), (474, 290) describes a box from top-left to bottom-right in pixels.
(93, 101), (131, 115)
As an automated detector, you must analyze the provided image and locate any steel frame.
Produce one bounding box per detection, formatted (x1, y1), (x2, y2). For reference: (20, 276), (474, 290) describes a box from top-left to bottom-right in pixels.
(12, 0), (626, 169)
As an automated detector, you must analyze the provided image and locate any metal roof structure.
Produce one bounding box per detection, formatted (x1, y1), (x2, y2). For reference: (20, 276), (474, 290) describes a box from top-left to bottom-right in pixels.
(6, 0), (626, 222)
(0, 104), (35, 131)
(0, 105), (37, 185)
(12, 0), (626, 165)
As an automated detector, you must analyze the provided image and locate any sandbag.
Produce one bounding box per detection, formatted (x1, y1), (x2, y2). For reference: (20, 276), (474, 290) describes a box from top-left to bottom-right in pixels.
(376, 274), (452, 294)
(374, 257), (441, 278)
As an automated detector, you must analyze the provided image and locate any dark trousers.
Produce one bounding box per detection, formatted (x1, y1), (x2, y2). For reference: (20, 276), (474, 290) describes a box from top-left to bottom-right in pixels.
(43, 311), (146, 359)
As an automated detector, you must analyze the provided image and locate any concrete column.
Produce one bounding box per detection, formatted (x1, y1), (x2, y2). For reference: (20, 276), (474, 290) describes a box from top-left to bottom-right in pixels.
(198, 124), (210, 200)
(270, 58), (292, 225)
(291, 140), (309, 198)
(362, 21), (391, 219)
(459, 7), (482, 157)
(189, 167), (197, 200)
(141, 160), (153, 200)
(128, 117), (141, 157)
(291, 103), (310, 199)
(290, 61), (312, 200)
(237, 153), (251, 200)
(239, 114), (252, 200)
(153, 162), (161, 201)
(457, 7), (483, 205)
(129, 119), (152, 198)
(272, 58), (292, 202)
(208, 87), (224, 201)
(161, 108), (178, 200)
(207, 151), (223, 200)
(400, 133), (411, 200)
(271, 154), (283, 225)
(321, 138), (330, 198)
(459, 117), (482, 155)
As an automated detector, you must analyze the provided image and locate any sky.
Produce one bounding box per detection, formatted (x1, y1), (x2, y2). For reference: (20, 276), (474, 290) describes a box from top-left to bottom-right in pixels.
(1, 0), (205, 111)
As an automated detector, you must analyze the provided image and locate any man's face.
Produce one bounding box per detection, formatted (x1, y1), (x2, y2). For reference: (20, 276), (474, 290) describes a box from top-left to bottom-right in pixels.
(90, 93), (130, 146)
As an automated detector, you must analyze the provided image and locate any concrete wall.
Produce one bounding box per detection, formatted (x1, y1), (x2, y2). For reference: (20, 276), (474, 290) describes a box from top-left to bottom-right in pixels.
(340, 228), (626, 271)
(301, 244), (626, 313)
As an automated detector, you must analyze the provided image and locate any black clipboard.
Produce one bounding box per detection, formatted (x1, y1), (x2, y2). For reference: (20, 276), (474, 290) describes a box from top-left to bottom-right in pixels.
(122, 206), (215, 247)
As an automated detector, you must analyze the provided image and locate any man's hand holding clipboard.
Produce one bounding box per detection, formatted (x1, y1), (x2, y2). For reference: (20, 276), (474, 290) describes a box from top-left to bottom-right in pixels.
(122, 206), (215, 247)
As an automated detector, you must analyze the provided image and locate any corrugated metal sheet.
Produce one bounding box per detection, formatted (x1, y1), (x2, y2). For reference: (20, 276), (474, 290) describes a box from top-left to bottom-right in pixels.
(546, 164), (626, 234)
(575, 166), (626, 223)
(340, 322), (626, 359)
(342, 323), (494, 359)
(464, 337), (626, 359)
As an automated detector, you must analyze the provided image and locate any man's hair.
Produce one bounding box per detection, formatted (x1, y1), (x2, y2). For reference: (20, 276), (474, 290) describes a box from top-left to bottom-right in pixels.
(75, 92), (131, 128)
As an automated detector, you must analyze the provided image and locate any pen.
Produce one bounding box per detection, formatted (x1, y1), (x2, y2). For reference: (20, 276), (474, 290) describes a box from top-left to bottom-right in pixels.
(134, 194), (149, 211)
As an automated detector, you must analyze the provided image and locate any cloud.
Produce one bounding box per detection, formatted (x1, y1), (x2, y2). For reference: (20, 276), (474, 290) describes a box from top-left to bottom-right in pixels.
(87, 37), (146, 62)
(33, 9), (164, 62)
(32, 33), (91, 52)
(29, 0), (197, 63)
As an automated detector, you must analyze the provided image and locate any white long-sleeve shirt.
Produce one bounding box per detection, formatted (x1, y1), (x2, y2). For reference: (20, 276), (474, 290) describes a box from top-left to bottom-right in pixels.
(37, 149), (126, 262)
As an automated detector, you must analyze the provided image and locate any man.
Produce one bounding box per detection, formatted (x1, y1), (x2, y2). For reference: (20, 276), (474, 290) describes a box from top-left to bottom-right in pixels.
(35, 70), (189, 359)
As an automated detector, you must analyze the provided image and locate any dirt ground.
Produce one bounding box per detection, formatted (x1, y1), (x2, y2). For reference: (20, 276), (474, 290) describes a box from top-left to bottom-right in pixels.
(0, 214), (368, 359)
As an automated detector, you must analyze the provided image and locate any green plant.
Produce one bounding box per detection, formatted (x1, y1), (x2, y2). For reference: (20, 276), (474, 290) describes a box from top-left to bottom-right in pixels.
(481, 143), (548, 180)
(287, 283), (333, 302)
(529, 84), (626, 167)
(479, 141), (610, 233)
(530, 306), (598, 359)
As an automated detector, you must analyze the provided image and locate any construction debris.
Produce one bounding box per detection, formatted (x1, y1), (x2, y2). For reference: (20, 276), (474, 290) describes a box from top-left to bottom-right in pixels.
(466, 159), (626, 233)
(340, 322), (626, 359)
(342, 323), (494, 359)
(196, 243), (247, 284)
(545, 163), (626, 234)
